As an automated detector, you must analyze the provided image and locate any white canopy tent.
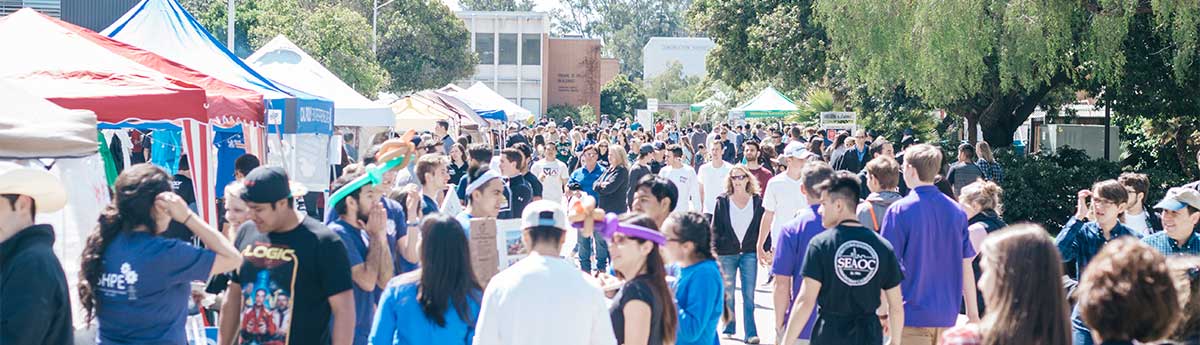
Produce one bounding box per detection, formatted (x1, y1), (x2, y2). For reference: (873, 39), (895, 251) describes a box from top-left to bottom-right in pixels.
(456, 81), (534, 123)
(247, 35), (393, 127)
(0, 80), (99, 159)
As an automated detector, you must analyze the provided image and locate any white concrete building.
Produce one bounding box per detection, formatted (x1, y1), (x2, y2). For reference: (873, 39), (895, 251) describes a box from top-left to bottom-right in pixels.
(455, 11), (548, 116)
(642, 37), (715, 79)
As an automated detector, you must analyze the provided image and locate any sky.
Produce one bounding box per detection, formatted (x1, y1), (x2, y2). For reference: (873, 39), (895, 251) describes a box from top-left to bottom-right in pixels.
(439, 0), (564, 12)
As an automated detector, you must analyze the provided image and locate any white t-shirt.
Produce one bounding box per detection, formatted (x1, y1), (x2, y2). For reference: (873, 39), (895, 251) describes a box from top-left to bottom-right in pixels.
(1124, 211), (1152, 237)
(763, 172), (808, 244)
(729, 197), (754, 242)
(473, 254), (616, 345)
(659, 164), (700, 213)
(531, 159), (569, 202)
(697, 161), (731, 214)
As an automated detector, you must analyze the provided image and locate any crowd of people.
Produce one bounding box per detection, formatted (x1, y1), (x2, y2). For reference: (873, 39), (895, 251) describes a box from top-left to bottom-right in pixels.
(3, 117), (1200, 345)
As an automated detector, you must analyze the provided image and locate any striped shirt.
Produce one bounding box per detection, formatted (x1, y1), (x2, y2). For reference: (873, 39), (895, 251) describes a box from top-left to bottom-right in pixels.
(1142, 231), (1200, 256)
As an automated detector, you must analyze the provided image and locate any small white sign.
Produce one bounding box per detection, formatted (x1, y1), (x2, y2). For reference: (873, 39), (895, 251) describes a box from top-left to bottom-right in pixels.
(647, 98), (659, 112)
(819, 111), (857, 130)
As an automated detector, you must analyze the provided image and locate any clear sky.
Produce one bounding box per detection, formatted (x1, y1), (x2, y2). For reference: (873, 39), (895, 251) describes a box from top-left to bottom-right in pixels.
(439, 0), (564, 12)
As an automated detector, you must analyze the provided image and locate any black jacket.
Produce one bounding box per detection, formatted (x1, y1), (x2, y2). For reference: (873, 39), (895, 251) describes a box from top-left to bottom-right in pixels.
(0, 224), (73, 345)
(712, 194), (764, 255)
(831, 147), (864, 172)
(595, 165), (630, 213)
(627, 162), (652, 205)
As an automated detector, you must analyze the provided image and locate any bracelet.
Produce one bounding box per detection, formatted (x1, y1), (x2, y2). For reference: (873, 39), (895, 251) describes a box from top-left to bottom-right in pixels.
(182, 213), (193, 225)
(406, 221), (420, 227)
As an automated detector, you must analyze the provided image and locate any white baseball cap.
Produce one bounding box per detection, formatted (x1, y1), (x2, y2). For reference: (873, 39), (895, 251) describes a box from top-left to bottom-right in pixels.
(0, 161), (66, 213)
(521, 200), (569, 232)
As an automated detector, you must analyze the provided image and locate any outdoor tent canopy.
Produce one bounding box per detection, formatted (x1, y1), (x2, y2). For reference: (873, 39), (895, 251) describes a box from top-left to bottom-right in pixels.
(49, 11), (265, 126)
(103, 0), (333, 135)
(730, 86), (797, 119)
(463, 81), (534, 123)
(248, 35), (392, 127)
(0, 9), (209, 123)
(0, 79), (99, 159)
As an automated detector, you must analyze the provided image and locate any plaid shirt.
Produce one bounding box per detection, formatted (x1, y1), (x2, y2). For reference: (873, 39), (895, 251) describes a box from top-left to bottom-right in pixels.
(976, 159), (1004, 181)
(1142, 231), (1200, 255)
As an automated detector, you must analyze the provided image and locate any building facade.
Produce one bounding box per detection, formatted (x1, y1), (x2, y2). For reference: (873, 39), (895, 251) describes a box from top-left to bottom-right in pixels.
(60, 0), (137, 32)
(642, 37), (715, 80)
(455, 11), (548, 117)
(0, 0), (60, 17)
(545, 37), (602, 118)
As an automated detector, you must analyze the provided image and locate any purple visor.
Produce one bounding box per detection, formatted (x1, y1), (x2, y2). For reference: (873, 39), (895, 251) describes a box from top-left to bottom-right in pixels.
(573, 213), (667, 245)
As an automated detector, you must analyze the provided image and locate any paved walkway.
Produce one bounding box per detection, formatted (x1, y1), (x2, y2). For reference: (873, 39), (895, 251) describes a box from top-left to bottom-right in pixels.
(721, 266), (780, 345)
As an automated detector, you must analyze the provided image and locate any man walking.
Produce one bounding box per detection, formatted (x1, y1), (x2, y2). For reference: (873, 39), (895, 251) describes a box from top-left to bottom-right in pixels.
(879, 144), (980, 345)
(328, 173), (399, 345)
(757, 142), (813, 266)
(659, 144), (700, 213)
(1142, 187), (1200, 255)
(435, 120), (454, 155)
(627, 143), (656, 205)
(0, 162), (73, 345)
(771, 162), (834, 343)
(698, 138), (731, 216)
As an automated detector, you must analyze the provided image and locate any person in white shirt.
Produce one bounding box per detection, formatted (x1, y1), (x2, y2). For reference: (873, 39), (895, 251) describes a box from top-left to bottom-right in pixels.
(1118, 172), (1162, 236)
(473, 200), (617, 345)
(532, 144), (569, 203)
(757, 142), (814, 266)
(698, 136), (732, 215)
(659, 144), (700, 213)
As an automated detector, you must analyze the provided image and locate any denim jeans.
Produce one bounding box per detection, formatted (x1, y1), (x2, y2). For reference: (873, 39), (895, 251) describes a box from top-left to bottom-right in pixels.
(577, 235), (609, 273)
(1071, 305), (1094, 345)
(718, 253), (759, 339)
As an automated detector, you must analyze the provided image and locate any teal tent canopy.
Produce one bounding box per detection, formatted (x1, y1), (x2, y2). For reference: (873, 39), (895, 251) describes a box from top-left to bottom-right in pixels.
(730, 86), (797, 119)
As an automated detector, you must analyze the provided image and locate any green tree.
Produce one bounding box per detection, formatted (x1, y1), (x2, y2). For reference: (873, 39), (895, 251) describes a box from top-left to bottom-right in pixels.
(180, 0), (388, 96)
(371, 0), (478, 92)
(546, 104), (597, 124)
(688, 0), (831, 92)
(459, 0), (536, 11)
(600, 74), (647, 119)
(553, 0), (691, 78)
(643, 61), (703, 103)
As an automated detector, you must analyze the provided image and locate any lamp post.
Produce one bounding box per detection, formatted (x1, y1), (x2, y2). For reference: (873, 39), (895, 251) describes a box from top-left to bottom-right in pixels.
(372, 0), (397, 54)
(227, 0), (235, 51)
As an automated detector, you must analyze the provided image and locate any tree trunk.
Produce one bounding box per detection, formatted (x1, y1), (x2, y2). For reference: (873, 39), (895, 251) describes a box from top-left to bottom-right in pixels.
(1173, 124), (1196, 179)
(975, 72), (1070, 148)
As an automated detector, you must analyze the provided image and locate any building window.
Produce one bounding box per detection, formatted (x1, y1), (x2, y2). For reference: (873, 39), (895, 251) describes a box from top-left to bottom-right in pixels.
(498, 33), (518, 65)
(475, 33), (494, 64)
(521, 99), (541, 115)
(522, 34), (540, 66)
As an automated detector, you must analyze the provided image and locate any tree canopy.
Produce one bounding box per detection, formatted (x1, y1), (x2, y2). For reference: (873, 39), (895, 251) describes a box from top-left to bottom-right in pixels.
(643, 61), (703, 103)
(600, 74), (648, 119)
(371, 0), (478, 92)
(554, 0), (692, 78)
(459, 0), (536, 11)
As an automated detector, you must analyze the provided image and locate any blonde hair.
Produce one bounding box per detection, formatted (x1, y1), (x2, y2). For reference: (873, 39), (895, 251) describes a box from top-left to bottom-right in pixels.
(608, 144), (629, 168)
(904, 144), (943, 182)
(960, 180), (1003, 214)
(724, 165), (761, 196)
(977, 141), (996, 163)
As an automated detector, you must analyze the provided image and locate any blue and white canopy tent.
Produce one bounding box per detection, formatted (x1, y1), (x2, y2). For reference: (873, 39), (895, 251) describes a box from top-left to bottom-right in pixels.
(103, 0), (336, 192)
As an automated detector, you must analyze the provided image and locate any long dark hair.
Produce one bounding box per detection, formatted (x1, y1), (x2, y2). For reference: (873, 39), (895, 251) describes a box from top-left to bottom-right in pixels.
(78, 164), (173, 321)
(417, 213), (482, 326)
(616, 214), (679, 344)
(978, 225), (1071, 345)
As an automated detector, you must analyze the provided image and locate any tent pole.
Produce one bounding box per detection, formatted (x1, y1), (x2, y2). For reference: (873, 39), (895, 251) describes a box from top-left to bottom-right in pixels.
(227, 0), (235, 51)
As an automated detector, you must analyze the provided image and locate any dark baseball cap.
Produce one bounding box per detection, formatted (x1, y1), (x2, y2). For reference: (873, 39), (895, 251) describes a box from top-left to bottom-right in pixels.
(653, 141), (667, 151)
(240, 166), (293, 203)
(638, 143), (655, 157)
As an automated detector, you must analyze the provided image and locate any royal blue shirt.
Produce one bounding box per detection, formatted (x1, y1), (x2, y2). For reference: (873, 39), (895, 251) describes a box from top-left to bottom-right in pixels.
(879, 185), (976, 328)
(1142, 231), (1200, 256)
(569, 165), (606, 198)
(329, 220), (383, 345)
(96, 231), (215, 345)
(325, 198), (414, 274)
(369, 278), (481, 345)
(673, 259), (724, 345)
(770, 204), (822, 339)
(1056, 217), (1141, 280)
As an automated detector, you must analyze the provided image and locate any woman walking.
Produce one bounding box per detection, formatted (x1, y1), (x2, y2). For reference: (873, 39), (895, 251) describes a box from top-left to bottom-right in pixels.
(78, 164), (242, 344)
(940, 224), (1071, 345)
(605, 214), (678, 345)
(449, 144), (470, 186)
(662, 212), (725, 345)
(370, 214), (482, 345)
(595, 145), (631, 213)
(710, 165), (763, 343)
(975, 141), (1004, 182)
(959, 180), (1007, 314)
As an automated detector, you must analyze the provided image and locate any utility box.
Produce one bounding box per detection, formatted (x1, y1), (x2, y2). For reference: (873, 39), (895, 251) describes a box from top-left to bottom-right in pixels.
(1041, 124), (1122, 162)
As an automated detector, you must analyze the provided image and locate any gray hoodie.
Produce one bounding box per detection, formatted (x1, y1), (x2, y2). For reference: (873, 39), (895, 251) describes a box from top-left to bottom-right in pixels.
(857, 191), (904, 231)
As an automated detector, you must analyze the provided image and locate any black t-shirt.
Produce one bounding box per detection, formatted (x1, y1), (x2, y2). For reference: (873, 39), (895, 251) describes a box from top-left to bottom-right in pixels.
(522, 172), (543, 198)
(172, 174), (196, 206)
(610, 275), (665, 345)
(448, 162), (467, 187)
(230, 217), (353, 345)
(649, 161), (665, 175)
(501, 176), (533, 219)
(802, 224), (903, 345)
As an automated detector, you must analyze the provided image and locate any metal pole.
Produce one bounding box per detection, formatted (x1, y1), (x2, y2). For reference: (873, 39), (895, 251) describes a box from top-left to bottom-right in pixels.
(1104, 98), (1112, 161)
(227, 0), (235, 51)
(372, 0), (377, 54)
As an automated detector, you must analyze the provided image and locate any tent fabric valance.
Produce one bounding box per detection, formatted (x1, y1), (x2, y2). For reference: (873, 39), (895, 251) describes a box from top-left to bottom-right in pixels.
(0, 79), (99, 159)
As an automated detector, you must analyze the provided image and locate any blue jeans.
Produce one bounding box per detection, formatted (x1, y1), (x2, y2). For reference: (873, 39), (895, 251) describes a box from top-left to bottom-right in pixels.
(1071, 305), (1094, 345)
(719, 253), (759, 339)
(577, 235), (609, 273)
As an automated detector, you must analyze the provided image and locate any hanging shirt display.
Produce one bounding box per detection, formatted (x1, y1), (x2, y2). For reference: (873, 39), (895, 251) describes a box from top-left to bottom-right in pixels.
(150, 129), (182, 175)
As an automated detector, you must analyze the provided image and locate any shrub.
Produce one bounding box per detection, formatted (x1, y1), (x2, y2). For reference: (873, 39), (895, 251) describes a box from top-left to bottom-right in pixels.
(996, 147), (1120, 233)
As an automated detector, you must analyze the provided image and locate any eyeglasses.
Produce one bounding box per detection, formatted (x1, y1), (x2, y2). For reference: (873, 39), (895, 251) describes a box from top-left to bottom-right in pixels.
(1092, 197), (1120, 207)
(731, 175), (749, 181)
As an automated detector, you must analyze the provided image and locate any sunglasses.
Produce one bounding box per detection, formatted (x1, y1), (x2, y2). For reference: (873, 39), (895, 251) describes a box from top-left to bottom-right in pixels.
(731, 175), (749, 180)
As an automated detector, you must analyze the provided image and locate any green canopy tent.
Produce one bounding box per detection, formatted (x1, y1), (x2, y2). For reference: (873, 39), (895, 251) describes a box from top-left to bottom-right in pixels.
(729, 86), (797, 119)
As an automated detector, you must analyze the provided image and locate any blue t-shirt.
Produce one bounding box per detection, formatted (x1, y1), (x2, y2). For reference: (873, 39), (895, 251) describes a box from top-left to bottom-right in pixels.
(96, 231), (215, 344)
(325, 198), (414, 274)
(879, 185), (977, 327)
(149, 129), (181, 175)
(369, 278), (481, 345)
(673, 259), (724, 345)
(770, 204), (823, 340)
(569, 165), (606, 198)
(329, 220), (381, 345)
(421, 194), (439, 216)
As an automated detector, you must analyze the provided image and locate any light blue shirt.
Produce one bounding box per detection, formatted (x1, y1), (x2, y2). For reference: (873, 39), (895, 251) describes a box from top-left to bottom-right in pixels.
(370, 278), (481, 345)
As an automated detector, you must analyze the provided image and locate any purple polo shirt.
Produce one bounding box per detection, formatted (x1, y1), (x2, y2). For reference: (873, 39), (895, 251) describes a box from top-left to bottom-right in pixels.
(880, 185), (976, 327)
(770, 204), (823, 339)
